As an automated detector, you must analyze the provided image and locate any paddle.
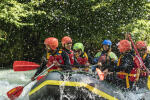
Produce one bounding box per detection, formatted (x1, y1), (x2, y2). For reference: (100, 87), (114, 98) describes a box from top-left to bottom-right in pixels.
(13, 61), (40, 71)
(7, 64), (54, 100)
(96, 68), (104, 80)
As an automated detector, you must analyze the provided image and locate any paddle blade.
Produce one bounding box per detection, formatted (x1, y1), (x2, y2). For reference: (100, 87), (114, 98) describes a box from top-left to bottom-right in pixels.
(96, 68), (104, 81)
(13, 61), (40, 71)
(7, 86), (23, 100)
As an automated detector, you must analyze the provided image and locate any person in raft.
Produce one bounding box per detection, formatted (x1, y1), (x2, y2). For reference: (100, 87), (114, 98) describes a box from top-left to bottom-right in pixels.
(134, 41), (150, 87)
(31, 37), (64, 80)
(60, 36), (79, 70)
(91, 40), (118, 78)
(113, 40), (139, 89)
(73, 42), (90, 71)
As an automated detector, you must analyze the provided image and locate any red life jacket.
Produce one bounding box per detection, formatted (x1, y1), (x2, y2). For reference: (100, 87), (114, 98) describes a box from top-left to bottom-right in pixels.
(139, 53), (147, 77)
(46, 50), (64, 71)
(77, 52), (89, 65)
(98, 54), (107, 64)
(130, 53), (148, 80)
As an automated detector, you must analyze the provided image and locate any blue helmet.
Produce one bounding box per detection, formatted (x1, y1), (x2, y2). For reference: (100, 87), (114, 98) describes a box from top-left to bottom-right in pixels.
(102, 40), (112, 45)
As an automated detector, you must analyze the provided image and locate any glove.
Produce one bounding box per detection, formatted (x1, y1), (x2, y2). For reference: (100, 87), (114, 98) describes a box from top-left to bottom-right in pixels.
(91, 65), (97, 72)
(113, 65), (119, 72)
(31, 76), (35, 81)
(93, 58), (98, 64)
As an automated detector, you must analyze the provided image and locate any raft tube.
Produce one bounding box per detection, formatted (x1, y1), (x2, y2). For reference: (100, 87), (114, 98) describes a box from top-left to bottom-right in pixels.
(29, 71), (150, 100)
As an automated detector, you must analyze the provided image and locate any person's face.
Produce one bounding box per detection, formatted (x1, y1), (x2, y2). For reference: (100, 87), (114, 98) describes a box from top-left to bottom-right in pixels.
(138, 48), (147, 56)
(74, 50), (82, 57)
(65, 42), (72, 50)
(118, 44), (125, 53)
(103, 45), (109, 51)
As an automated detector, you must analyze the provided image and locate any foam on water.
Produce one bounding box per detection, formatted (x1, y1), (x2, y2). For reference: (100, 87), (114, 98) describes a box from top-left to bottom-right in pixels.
(0, 69), (35, 100)
(0, 69), (150, 100)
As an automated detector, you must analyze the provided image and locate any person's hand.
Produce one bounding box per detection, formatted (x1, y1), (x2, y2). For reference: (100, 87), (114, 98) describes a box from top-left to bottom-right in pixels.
(31, 76), (35, 81)
(53, 61), (60, 66)
(103, 69), (108, 78)
(97, 62), (102, 66)
(91, 65), (96, 72)
(85, 63), (90, 67)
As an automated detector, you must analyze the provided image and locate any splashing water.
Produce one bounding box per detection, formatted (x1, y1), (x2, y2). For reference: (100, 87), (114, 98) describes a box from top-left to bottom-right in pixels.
(0, 69), (36, 100)
(0, 69), (150, 100)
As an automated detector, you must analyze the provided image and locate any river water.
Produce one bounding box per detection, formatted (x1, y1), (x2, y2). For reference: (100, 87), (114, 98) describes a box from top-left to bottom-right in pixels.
(0, 69), (150, 100)
(0, 69), (36, 100)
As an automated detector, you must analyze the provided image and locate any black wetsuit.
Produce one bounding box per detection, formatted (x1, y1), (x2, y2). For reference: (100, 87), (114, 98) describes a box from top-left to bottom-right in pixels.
(143, 53), (150, 70)
(60, 48), (79, 70)
(108, 50), (135, 90)
(114, 51), (135, 73)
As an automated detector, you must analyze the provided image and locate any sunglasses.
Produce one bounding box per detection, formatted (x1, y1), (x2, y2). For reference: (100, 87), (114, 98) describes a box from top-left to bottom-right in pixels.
(74, 50), (81, 52)
(66, 42), (72, 45)
(138, 49), (146, 52)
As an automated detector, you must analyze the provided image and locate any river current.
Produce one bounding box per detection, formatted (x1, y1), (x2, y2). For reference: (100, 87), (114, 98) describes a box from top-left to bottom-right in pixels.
(0, 69), (150, 100)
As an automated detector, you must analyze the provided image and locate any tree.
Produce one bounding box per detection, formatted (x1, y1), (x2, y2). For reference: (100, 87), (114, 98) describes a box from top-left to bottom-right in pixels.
(0, 0), (147, 67)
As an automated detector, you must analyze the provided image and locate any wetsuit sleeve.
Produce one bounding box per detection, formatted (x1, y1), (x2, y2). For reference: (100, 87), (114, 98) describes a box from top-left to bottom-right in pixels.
(74, 56), (80, 65)
(144, 54), (150, 70)
(102, 59), (118, 72)
(33, 56), (47, 77)
(114, 54), (134, 72)
(110, 52), (118, 61)
(60, 51), (72, 70)
(94, 52), (101, 58)
(73, 59), (87, 68)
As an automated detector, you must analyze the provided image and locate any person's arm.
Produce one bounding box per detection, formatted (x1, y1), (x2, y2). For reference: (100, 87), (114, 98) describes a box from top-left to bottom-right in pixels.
(31, 56), (47, 80)
(144, 54), (150, 70)
(114, 54), (133, 72)
(33, 62), (47, 77)
(109, 52), (118, 61)
(93, 52), (102, 64)
(60, 51), (72, 70)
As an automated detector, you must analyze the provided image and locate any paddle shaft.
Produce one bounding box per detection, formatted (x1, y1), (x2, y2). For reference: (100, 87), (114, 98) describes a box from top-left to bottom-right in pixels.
(128, 34), (150, 74)
(23, 64), (55, 87)
(34, 64), (55, 79)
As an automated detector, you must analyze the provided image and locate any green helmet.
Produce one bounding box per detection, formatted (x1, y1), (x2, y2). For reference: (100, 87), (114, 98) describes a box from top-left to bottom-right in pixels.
(73, 43), (84, 52)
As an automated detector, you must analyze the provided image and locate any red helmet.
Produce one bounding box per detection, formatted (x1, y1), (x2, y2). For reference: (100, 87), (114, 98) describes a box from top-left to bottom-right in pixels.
(136, 41), (147, 50)
(118, 40), (132, 53)
(44, 37), (58, 50)
(61, 36), (72, 47)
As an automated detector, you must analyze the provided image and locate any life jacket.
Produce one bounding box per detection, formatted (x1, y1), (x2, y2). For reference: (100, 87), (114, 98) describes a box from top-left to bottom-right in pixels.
(64, 50), (74, 65)
(98, 54), (107, 64)
(74, 52), (89, 72)
(140, 53), (148, 77)
(46, 50), (64, 72)
(77, 52), (88, 65)
(98, 52), (112, 71)
(117, 53), (141, 88)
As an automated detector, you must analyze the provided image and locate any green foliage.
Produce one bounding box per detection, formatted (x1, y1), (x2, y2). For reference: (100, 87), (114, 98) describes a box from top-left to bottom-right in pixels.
(0, 0), (33, 27)
(0, 0), (148, 67)
(119, 19), (150, 43)
(119, 2), (150, 43)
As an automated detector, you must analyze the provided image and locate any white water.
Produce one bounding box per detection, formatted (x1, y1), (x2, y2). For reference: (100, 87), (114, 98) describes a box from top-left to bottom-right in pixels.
(0, 69), (150, 100)
(0, 69), (36, 100)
